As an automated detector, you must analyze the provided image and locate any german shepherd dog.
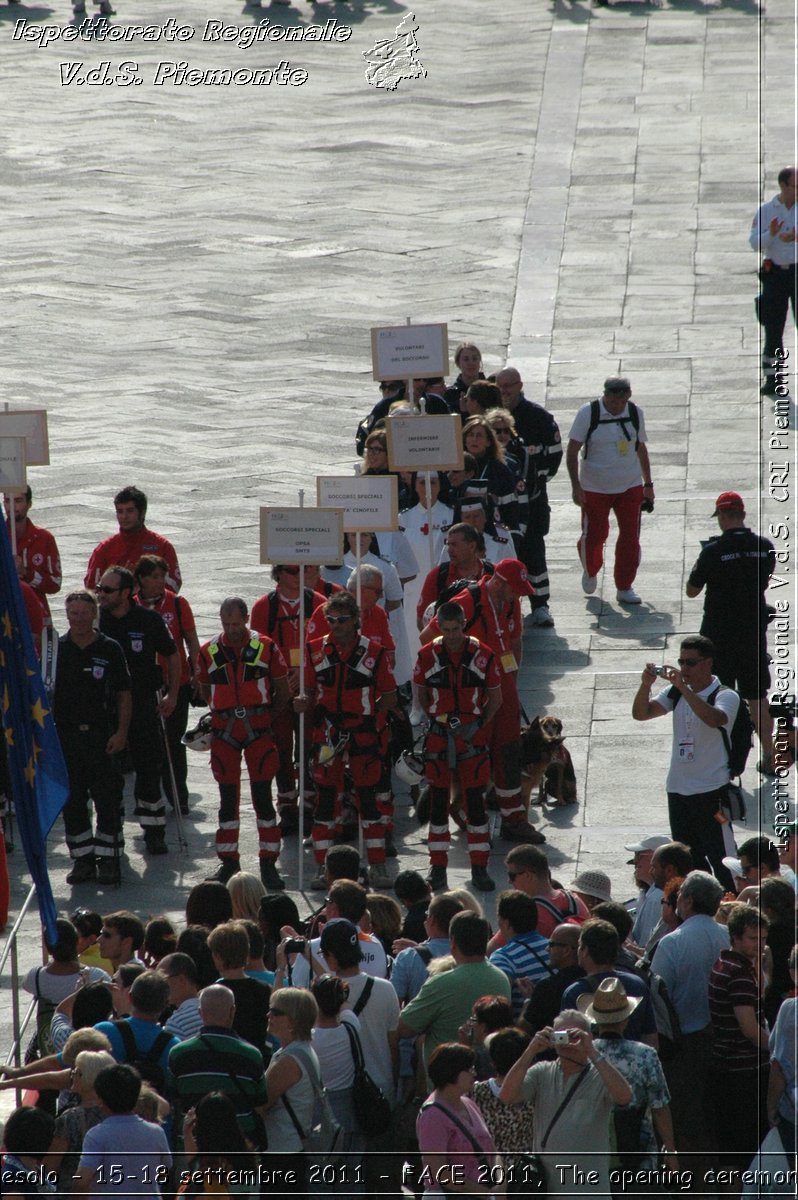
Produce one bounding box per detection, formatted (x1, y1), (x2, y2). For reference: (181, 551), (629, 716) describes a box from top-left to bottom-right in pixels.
(520, 716), (577, 808)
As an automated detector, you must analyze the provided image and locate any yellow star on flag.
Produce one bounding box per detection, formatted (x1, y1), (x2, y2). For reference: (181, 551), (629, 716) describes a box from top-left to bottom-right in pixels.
(24, 756), (36, 788)
(1, 610), (12, 639)
(30, 697), (49, 728)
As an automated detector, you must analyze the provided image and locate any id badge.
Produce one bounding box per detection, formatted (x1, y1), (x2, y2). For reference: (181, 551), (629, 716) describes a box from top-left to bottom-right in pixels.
(617, 439), (629, 456)
(290, 648), (301, 667)
(501, 652), (519, 673)
(677, 737), (695, 762)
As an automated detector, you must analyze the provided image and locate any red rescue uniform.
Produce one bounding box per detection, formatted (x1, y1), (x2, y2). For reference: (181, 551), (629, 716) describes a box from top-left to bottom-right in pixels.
(414, 635), (501, 868)
(85, 527), (182, 593)
(8, 519), (61, 620)
(251, 588), (318, 819)
(303, 634), (396, 865)
(425, 578), (524, 821)
(196, 631), (288, 863)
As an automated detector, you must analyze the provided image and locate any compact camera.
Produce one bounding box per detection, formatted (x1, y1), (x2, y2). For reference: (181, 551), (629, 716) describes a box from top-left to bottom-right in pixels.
(552, 1030), (572, 1045)
(285, 938), (307, 955)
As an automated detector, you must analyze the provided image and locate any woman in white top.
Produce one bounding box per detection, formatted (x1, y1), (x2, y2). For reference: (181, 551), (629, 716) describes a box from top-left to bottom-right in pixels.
(263, 987), (320, 1154)
(311, 974), (365, 1150)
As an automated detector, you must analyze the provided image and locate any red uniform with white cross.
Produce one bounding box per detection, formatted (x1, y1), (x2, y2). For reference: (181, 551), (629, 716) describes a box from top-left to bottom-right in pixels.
(425, 576), (525, 822)
(414, 635), (501, 868)
(196, 631), (288, 864)
(303, 633), (396, 866)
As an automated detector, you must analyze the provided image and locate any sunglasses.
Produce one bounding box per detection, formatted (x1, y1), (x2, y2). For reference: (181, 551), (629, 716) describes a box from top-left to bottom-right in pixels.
(96, 586), (120, 595)
(677, 657), (702, 667)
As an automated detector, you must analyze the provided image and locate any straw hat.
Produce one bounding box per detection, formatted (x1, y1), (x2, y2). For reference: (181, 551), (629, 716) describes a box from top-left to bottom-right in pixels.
(576, 977), (642, 1025)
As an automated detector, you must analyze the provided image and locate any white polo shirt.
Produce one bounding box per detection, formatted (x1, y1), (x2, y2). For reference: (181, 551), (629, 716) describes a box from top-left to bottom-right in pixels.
(653, 676), (739, 794)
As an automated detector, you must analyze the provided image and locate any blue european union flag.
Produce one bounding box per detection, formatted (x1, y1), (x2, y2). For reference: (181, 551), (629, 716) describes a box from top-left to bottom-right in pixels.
(0, 516), (69, 943)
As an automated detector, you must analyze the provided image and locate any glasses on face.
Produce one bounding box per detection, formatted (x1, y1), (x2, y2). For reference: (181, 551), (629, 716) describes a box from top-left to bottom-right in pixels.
(97, 586), (120, 595)
(677, 657), (702, 667)
(326, 616), (353, 626)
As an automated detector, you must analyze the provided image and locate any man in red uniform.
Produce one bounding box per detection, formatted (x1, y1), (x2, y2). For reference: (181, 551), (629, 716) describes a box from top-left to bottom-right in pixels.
(421, 558), (545, 845)
(250, 565), (319, 835)
(196, 597), (290, 891)
(414, 601), (503, 892)
(85, 486), (182, 593)
(296, 591), (397, 890)
(415, 523), (494, 629)
(4, 487), (62, 622)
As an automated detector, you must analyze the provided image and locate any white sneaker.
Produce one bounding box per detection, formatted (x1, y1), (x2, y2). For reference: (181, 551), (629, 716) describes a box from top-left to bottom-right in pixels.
(531, 606), (555, 627)
(617, 587), (642, 605)
(582, 570), (597, 595)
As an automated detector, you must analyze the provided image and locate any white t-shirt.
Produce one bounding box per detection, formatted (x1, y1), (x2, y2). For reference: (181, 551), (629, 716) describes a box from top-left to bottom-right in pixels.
(569, 399), (648, 494)
(653, 677), (740, 794)
(23, 964), (110, 1003)
(311, 1010), (361, 1090)
(288, 931), (389, 989)
(341, 972), (400, 1100)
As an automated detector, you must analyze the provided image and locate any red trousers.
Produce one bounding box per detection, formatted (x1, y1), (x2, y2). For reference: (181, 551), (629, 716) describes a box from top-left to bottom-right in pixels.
(488, 675), (524, 820)
(578, 485), (643, 589)
(425, 726), (490, 867)
(210, 725), (280, 861)
(310, 730), (385, 865)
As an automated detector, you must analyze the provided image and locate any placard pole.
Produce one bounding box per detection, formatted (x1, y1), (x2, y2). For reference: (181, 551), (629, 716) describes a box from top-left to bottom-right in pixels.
(406, 315), (416, 414)
(424, 471), (435, 572)
(5, 494), (17, 558)
(297, 490), (306, 894)
(355, 533), (362, 612)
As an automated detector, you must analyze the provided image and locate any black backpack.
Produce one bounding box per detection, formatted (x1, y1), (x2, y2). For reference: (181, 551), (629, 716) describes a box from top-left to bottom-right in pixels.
(582, 399), (640, 458)
(668, 684), (754, 777)
(114, 1020), (172, 1093)
(432, 573), (492, 625)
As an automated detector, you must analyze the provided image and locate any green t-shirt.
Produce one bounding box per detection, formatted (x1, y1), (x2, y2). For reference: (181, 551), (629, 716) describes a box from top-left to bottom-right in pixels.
(400, 960), (511, 1069)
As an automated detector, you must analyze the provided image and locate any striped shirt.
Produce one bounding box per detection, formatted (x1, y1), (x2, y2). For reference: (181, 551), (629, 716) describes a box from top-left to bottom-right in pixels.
(168, 1026), (267, 1139)
(708, 950), (768, 1072)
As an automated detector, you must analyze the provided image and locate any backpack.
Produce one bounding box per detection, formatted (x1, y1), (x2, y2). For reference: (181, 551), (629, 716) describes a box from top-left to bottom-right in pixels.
(26, 967), (56, 1062)
(432, 561), (494, 613)
(262, 588), (317, 637)
(582, 399), (640, 458)
(636, 962), (683, 1061)
(114, 1020), (172, 1092)
(668, 684), (754, 777)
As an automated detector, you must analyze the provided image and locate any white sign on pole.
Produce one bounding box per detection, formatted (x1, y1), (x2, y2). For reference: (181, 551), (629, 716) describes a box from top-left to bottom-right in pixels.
(0, 437), (27, 493)
(259, 507), (344, 566)
(316, 475), (398, 533)
(0, 410), (49, 466)
(385, 414), (465, 473)
(370, 322), (449, 381)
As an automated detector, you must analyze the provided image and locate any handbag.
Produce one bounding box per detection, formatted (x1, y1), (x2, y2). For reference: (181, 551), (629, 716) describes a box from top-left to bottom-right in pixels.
(341, 1019), (392, 1136)
(281, 1043), (342, 1164)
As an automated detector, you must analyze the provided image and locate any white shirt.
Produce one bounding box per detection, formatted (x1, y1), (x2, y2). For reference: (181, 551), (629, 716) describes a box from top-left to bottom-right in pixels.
(749, 194), (798, 267)
(311, 1010), (361, 1091)
(631, 885), (663, 947)
(569, 399), (648, 494)
(341, 972), (400, 1099)
(653, 676), (740, 794)
(288, 931), (389, 989)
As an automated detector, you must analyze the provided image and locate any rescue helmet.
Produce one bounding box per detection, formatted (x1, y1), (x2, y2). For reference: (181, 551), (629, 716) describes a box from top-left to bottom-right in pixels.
(395, 750), (426, 786)
(182, 713), (213, 751)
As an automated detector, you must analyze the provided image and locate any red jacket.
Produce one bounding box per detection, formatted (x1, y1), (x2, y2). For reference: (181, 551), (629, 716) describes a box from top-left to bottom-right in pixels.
(304, 635), (396, 724)
(85, 527), (182, 592)
(413, 636), (500, 721)
(196, 631), (288, 713)
(9, 519), (61, 616)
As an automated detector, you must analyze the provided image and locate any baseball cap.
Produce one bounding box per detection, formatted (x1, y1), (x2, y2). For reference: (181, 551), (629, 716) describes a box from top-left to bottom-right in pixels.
(319, 918), (363, 963)
(570, 870), (612, 904)
(624, 835), (671, 857)
(712, 491), (745, 516)
(494, 558), (536, 597)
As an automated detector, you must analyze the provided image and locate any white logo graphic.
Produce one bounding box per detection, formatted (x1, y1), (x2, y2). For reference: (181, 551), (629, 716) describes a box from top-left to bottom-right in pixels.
(363, 12), (426, 91)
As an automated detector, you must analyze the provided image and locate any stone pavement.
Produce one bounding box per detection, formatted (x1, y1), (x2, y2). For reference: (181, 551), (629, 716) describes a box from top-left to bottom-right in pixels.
(1, 0), (795, 1079)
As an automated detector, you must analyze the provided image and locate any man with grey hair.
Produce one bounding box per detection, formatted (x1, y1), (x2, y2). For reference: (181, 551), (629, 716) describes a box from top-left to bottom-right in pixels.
(168, 984), (269, 1145)
(196, 598), (291, 890)
(566, 377), (653, 605)
(651, 870), (729, 1164)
